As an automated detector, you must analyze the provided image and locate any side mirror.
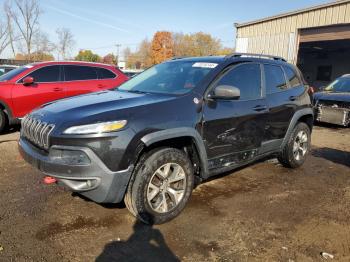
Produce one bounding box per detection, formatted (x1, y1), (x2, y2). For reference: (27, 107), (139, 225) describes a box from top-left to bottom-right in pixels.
(23, 76), (34, 86)
(210, 85), (240, 100)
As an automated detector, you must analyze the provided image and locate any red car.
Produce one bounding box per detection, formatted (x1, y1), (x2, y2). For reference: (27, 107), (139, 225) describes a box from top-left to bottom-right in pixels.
(0, 61), (128, 133)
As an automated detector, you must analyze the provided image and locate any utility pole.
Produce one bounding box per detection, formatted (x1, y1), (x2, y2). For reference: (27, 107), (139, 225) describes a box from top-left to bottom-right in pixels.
(115, 44), (121, 66)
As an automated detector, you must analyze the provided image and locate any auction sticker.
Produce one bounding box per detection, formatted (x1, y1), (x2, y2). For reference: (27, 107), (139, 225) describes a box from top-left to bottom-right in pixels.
(192, 62), (218, 68)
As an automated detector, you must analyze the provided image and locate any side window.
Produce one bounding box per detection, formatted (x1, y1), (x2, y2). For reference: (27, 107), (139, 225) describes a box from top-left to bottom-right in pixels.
(64, 65), (98, 81)
(283, 66), (301, 88)
(97, 68), (116, 79)
(264, 64), (288, 94)
(24, 66), (60, 83)
(214, 63), (261, 100)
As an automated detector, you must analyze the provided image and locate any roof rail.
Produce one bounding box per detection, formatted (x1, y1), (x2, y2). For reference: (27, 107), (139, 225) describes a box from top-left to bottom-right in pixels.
(226, 52), (287, 62)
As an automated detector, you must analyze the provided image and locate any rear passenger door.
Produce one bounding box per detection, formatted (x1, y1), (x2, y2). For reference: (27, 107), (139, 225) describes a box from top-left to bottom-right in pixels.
(63, 65), (100, 97)
(263, 64), (304, 144)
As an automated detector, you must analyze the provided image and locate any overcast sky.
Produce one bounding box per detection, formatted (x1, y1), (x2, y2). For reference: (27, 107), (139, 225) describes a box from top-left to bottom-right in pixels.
(2, 0), (330, 58)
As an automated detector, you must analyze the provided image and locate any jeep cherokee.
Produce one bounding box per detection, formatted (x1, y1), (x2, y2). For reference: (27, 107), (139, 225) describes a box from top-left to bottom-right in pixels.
(19, 53), (314, 224)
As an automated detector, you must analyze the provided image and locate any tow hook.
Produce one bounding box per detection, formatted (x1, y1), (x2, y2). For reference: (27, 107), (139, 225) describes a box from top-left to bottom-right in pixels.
(43, 176), (57, 184)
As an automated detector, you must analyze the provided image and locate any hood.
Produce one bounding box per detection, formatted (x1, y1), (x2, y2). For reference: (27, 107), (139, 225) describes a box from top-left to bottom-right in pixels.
(30, 90), (177, 126)
(314, 91), (350, 103)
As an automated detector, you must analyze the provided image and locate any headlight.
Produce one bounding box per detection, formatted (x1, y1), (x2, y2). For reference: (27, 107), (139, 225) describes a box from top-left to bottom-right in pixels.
(63, 120), (127, 135)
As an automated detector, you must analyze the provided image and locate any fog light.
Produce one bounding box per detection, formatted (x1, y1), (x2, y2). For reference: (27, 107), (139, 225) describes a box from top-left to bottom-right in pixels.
(49, 149), (91, 165)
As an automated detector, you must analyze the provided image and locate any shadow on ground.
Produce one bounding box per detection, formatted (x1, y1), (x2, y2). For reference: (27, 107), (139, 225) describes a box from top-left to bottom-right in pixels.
(2, 124), (20, 135)
(312, 147), (350, 167)
(95, 219), (179, 262)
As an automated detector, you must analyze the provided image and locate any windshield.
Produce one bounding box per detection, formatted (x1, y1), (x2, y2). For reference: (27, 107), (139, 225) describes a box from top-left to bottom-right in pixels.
(325, 77), (350, 93)
(117, 61), (216, 95)
(0, 66), (29, 82)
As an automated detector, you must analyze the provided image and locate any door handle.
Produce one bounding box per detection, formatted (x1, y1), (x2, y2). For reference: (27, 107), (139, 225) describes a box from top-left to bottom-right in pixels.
(53, 87), (63, 92)
(289, 96), (297, 101)
(97, 84), (106, 88)
(253, 105), (268, 112)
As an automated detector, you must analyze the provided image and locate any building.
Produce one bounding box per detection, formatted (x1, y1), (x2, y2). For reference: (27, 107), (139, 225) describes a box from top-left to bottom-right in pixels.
(235, 0), (350, 87)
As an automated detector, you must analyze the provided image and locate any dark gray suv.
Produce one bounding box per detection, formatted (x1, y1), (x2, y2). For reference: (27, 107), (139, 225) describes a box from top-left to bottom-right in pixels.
(19, 53), (314, 224)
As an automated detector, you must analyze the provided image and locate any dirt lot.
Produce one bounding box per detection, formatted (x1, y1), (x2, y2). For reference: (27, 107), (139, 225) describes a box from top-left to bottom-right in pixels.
(0, 125), (349, 262)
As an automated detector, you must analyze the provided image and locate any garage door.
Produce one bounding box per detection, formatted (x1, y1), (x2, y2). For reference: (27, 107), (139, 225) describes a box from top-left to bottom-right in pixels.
(299, 24), (350, 43)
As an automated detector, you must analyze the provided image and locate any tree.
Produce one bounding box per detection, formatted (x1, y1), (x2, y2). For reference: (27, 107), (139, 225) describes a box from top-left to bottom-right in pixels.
(102, 53), (116, 64)
(0, 19), (11, 57)
(5, 0), (41, 59)
(75, 50), (101, 62)
(150, 31), (174, 64)
(56, 27), (75, 60)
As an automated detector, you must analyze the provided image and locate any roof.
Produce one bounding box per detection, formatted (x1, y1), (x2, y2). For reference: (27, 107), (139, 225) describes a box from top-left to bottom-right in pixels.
(29, 60), (116, 67)
(235, 0), (350, 28)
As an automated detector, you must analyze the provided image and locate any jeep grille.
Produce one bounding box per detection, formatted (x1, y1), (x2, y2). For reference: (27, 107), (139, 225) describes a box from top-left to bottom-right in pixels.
(21, 116), (55, 150)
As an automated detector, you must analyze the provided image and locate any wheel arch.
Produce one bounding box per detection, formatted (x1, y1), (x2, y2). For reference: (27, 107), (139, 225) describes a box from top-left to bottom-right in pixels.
(281, 108), (314, 149)
(0, 99), (13, 121)
(140, 127), (209, 179)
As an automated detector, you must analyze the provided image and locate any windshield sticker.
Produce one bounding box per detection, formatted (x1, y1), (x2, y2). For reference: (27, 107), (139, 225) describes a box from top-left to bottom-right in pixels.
(192, 62), (218, 68)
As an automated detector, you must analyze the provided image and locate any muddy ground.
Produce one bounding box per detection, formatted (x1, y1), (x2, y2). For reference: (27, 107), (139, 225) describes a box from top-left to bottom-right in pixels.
(0, 125), (349, 262)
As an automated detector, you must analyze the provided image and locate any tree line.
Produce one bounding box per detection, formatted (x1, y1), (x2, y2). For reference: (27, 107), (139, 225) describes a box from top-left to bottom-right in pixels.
(0, 0), (75, 61)
(0, 0), (234, 68)
(122, 31), (234, 69)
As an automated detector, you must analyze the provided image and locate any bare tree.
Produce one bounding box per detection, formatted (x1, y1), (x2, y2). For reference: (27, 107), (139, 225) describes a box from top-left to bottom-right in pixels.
(5, 0), (41, 59)
(56, 27), (75, 60)
(33, 31), (54, 53)
(0, 19), (11, 57)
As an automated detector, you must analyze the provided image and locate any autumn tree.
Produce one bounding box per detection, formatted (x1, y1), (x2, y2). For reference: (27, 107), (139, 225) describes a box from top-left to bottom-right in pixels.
(150, 31), (174, 64)
(124, 39), (152, 69)
(102, 53), (116, 64)
(56, 27), (75, 60)
(75, 50), (101, 62)
(5, 0), (41, 59)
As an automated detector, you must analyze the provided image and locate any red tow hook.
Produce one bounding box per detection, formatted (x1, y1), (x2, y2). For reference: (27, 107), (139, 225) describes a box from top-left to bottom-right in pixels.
(43, 176), (57, 184)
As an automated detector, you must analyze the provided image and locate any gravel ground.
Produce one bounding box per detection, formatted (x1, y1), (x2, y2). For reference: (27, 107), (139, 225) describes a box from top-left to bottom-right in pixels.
(0, 124), (349, 262)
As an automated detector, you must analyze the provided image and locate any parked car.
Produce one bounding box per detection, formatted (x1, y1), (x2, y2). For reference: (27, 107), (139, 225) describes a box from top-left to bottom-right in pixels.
(122, 69), (144, 78)
(313, 74), (350, 127)
(0, 61), (128, 133)
(0, 65), (18, 76)
(19, 53), (314, 224)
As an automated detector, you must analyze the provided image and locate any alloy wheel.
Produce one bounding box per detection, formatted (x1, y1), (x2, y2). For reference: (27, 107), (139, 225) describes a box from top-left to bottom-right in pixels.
(147, 163), (187, 213)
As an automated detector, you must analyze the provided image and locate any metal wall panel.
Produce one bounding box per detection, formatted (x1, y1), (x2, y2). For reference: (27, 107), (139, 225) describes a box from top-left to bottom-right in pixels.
(236, 1), (350, 63)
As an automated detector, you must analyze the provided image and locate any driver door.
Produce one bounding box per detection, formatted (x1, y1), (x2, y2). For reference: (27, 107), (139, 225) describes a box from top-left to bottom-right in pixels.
(12, 65), (66, 117)
(202, 62), (269, 170)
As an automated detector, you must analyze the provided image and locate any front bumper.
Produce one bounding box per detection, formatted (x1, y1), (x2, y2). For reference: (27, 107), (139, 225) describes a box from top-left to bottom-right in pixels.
(18, 138), (133, 203)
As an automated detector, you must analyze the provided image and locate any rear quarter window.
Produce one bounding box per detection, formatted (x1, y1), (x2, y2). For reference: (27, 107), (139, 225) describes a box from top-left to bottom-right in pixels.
(97, 68), (116, 79)
(283, 66), (302, 88)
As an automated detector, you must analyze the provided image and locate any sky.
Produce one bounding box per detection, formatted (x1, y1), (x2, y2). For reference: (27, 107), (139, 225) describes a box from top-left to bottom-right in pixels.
(2, 0), (331, 59)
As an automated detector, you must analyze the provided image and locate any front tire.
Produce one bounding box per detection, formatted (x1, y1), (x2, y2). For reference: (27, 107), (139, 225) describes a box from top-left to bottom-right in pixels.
(0, 110), (8, 134)
(278, 122), (311, 168)
(125, 148), (194, 224)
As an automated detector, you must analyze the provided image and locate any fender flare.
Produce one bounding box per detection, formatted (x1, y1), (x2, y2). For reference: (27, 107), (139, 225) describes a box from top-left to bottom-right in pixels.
(281, 108), (314, 149)
(141, 127), (209, 179)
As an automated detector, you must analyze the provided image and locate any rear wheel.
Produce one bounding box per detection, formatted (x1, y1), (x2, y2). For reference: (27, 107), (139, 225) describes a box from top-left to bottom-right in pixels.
(278, 122), (311, 168)
(125, 148), (194, 224)
(0, 110), (8, 134)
